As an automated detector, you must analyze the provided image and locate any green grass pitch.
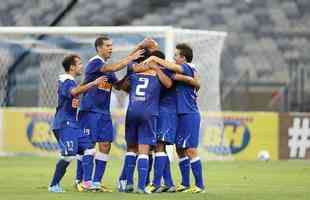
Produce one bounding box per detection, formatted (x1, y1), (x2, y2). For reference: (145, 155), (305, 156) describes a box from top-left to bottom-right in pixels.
(0, 156), (309, 200)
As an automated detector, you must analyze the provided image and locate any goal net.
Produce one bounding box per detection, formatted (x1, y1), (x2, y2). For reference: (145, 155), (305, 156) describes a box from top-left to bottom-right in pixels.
(0, 26), (229, 159)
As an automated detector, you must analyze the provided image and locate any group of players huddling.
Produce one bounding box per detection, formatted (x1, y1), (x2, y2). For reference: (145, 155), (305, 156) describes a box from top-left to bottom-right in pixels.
(48, 36), (206, 194)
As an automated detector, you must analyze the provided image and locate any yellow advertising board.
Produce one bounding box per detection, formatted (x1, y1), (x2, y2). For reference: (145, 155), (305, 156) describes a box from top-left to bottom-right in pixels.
(1, 108), (279, 160)
(1, 108), (127, 157)
(200, 112), (279, 160)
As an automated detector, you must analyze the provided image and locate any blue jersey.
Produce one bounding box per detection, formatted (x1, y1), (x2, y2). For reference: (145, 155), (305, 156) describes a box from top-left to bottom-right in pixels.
(52, 74), (79, 130)
(159, 68), (177, 113)
(127, 70), (162, 117)
(79, 55), (118, 114)
(176, 63), (199, 114)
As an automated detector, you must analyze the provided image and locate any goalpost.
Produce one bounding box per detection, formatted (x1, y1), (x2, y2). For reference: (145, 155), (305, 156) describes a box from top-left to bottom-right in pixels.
(0, 26), (229, 160)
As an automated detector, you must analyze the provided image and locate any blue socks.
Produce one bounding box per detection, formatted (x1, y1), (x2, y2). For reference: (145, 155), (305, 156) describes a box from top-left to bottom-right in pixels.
(82, 149), (95, 182)
(50, 158), (70, 186)
(190, 157), (204, 189)
(146, 154), (153, 186)
(163, 155), (174, 187)
(137, 154), (149, 190)
(153, 152), (167, 187)
(179, 156), (190, 187)
(93, 152), (109, 183)
(75, 155), (83, 183)
(119, 152), (137, 185)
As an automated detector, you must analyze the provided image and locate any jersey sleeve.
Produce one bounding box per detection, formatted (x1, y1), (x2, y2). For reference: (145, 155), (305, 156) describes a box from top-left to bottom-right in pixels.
(162, 68), (174, 78)
(180, 63), (193, 76)
(126, 62), (135, 76)
(61, 80), (76, 98)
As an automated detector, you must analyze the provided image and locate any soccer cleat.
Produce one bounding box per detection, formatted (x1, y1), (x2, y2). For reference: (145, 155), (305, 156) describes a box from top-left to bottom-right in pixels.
(91, 182), (102, 191)
(183, 186), (206, 193)
(92, 182), (113, 192)
(125, 184), (134, 193)
(76, 181), (92, 192)
(145, 184), (158, 193)
(48, 184), (65, 193)
(117, 179), (127, 192)
(73, 180), (81, 190)
(176, 184), (189, 192)
(157, 185), (176, 193)
(136, 188), (151, 194)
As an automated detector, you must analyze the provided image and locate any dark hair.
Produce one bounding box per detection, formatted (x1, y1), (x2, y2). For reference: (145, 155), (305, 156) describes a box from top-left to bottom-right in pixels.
(176, 43), (193, 62)
(62, 54), (80, 72)
(134, 48), (151, 63)
(151, 50), (165, 59)
(94, 35), (110, 52)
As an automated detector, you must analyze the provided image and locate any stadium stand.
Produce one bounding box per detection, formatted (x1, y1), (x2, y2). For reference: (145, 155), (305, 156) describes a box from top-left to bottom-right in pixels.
(0, 0), (309, 111)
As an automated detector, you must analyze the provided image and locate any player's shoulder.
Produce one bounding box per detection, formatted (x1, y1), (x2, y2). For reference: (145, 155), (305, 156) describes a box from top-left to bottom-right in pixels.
(88, 55), (105, 65)
(187, 63), (197, 71)
(58, 74), (75, 83)
(58, 74), (76, 91)
(181, 63), (197, 74)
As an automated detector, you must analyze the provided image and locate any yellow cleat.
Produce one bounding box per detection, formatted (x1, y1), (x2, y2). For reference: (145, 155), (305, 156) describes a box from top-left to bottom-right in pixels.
(76, 182), (92, 192)
(145, 184), (157, 194)
(100, 184), (113, 192)
(183, 186), (206, 193)
(176, 184), (189, 192)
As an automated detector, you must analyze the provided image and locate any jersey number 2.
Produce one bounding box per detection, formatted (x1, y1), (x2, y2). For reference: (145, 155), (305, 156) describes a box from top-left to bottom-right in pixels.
(135, 77), (149, 96)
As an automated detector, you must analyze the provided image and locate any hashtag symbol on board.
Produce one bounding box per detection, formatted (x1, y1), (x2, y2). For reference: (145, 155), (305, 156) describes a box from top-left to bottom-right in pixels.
(288, 118), (310, 158)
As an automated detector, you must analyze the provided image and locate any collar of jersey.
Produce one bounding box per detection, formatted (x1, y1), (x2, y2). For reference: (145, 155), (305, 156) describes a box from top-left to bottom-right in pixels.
(58, 73), (75, 82)
(186, 62), (196, 69)
(89, 55), (106, 62)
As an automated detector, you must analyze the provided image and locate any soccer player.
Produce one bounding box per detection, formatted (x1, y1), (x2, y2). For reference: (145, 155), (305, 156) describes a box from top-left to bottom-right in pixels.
(77, 35), (144, 191)
(48, 54), (104, 192)
(117, 48), (151, 193)
(120, 50), (172, 194)
(143, 43), (205, 193)
(144, 47), (200, 194)
(117, 39), (161, 192)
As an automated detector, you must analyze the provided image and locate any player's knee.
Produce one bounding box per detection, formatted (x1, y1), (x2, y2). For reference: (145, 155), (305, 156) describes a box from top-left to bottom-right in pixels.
(186, 148), (198, 159)
(138, 144), (150, 155)
(176, 147), (186, 157)
(127, 144), (138, 153)
(99, 142), (111, 153)
(155, 142), (165, 152)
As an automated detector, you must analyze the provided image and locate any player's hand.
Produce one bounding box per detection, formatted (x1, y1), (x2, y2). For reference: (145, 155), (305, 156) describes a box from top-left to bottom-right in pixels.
(129, 49), (145, 61)
(94, 76), (108, 85)
(142, 56), (156, 65)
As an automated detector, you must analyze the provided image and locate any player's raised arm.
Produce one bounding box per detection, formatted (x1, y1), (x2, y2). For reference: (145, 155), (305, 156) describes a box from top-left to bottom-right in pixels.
(71, 76), (106, 97)
(143, 56), (183, 73)
(100, 49), (144, 73)
(150, 63), (172, 88)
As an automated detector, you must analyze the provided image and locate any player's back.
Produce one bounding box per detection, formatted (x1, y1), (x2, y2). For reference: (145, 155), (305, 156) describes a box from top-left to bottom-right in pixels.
(159, 68), (177, 113)
(177, 63), (199, 114)
(53, 74), (79, 130)
(127, 70), (161, 119)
